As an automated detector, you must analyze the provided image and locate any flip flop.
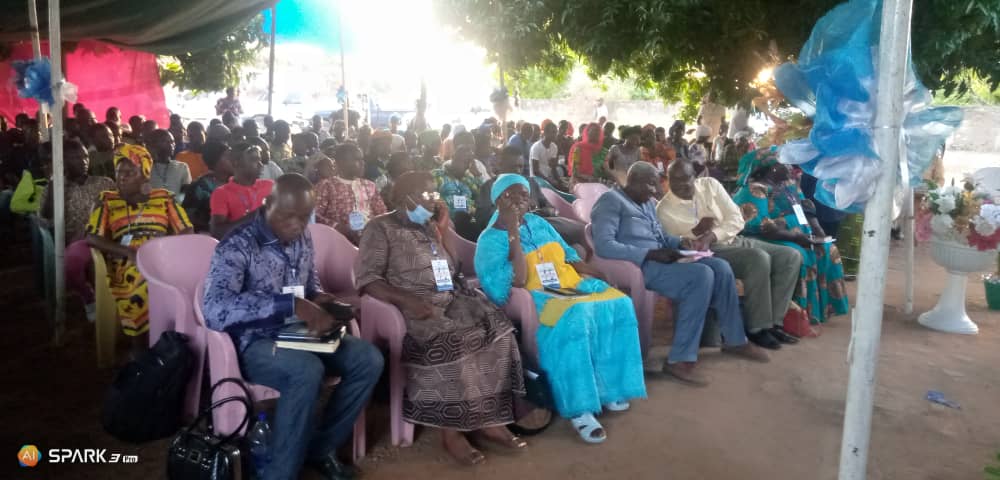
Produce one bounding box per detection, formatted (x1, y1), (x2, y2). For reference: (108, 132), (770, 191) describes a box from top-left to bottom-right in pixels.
(474, 430), (528, 450)
(442, 436), (486, 466)
(570, 413), (607, 444)
(603, 401), (630, 412)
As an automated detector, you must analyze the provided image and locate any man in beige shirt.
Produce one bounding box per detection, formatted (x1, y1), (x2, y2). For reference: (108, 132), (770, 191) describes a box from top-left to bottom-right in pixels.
(657, 160), (802, 350)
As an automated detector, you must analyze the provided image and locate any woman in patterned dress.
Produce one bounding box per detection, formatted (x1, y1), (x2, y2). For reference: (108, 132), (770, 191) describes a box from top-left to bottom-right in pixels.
(355, 171), (526, 466)
(87, 145), (193, 354)
(731, 147), (849, 323)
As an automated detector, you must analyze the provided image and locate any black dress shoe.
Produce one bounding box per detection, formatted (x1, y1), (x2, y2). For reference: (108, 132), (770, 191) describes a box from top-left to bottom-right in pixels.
(309, 453), (358, 480)
(770, 327), (800, 344)
(747, 329), (781, 350)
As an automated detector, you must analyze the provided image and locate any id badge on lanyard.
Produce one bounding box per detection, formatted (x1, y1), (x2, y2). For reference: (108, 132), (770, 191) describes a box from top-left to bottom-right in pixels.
(348, 211), (366, 231)
(120, 204), (145, 247)
(536, 262), (561, 289)
(280, 246), (305, 299)
(453, 195), (468, 211)
(428, 239), (453, 291)
(792, 204), (808, 226)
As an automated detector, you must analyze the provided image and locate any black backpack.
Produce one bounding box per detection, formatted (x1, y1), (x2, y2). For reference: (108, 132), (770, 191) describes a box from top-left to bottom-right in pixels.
(102, 331), (194, 443)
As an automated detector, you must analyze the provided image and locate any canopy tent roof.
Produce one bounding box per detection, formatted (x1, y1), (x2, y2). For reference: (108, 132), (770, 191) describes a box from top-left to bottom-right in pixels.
(0, 0), (273, 54)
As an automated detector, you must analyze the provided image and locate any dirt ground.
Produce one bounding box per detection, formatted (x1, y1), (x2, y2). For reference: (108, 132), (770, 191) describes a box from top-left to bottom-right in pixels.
(2, 233), (999, 480)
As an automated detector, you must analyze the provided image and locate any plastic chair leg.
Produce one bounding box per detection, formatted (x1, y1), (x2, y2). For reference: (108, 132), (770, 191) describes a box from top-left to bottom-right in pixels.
(388, 331), (414, 447)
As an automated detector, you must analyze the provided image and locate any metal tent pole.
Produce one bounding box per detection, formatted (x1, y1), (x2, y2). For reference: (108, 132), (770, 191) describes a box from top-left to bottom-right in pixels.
(338, 0), (348, 127)
(27, 0), (50, 141)
(903, 186), (915, 313)
(48, 0), (66, 345)
(267, 5), (276, 117)
(837, 0), (914, 478)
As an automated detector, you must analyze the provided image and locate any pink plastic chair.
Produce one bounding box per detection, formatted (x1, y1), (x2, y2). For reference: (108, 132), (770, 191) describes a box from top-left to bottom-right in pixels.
(443, 226), (480, 288)
(541, 188), (581, 221)
(572, 194), (601, 224)
(572, 182), (610, 200)
(192, 282), (366, 460)
(356, 293), (414, 447)
(136, 234), (218, 420)
(308, 224), (360, 303)
(584, 223), (659, 358)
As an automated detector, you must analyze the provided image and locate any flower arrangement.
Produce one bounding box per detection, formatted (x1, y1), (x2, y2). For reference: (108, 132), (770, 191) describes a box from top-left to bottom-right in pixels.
(916, 177), (1000, 252)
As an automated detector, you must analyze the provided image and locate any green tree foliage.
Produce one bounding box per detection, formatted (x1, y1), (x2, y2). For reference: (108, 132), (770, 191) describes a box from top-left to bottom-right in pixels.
(436, 0), (1000, 108)
(514, 66), (571, 98)
(934, 69), (1000, 105)
(987, 451), (1000, 479)
(158, 14), (267, 93)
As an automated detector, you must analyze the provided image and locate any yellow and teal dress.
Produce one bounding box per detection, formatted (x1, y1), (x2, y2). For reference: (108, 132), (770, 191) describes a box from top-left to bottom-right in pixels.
(476, 211), (646, 418)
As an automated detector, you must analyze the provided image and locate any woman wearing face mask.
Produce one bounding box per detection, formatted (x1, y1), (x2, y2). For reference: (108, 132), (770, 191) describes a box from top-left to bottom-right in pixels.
(475, 174), (646, 444)
(356, 171), (527, 466)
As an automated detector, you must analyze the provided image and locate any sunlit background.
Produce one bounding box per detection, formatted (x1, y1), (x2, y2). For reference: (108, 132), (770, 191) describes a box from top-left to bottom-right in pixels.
(166, 0), (500, 129)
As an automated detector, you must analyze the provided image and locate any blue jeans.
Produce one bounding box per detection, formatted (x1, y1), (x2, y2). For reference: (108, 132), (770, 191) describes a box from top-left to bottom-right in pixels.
(239, 335), (384, 480)
(641, 257), (747, 364)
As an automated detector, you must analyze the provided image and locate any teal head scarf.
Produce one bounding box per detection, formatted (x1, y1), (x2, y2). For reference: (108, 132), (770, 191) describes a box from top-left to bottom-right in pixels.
(486, 173), (531, 230)
(736, 145), (780, 187)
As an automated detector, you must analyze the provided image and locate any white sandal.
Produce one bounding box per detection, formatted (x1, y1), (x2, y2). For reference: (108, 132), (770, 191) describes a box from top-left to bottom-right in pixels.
(570, 413), (607, 444)
(604, 401), (630, 412)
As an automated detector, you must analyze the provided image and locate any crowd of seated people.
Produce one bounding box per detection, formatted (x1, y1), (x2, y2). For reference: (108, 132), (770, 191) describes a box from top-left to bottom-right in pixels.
(0, 100), (853, 480)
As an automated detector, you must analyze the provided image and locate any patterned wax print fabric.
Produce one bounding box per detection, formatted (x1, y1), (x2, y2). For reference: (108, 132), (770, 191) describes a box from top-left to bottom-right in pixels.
(733, 149), (849, 323)
(355, 213), (523, 430)
(86, 188), (192, 335)
(431, 168), (482, 219)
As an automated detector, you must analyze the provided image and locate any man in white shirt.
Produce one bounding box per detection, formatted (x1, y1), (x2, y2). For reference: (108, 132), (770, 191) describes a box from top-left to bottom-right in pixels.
(657, 160), (802, 350)
(147, 129), (192, 202)
(529, 122), (564, 189)
(594, 98), (609, 122)
(697, 92), (726, 138)
(388, 115), (406, 153)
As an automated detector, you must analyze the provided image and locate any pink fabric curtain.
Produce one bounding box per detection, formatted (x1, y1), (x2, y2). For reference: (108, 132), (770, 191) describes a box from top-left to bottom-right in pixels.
(1, 40), (168, 126)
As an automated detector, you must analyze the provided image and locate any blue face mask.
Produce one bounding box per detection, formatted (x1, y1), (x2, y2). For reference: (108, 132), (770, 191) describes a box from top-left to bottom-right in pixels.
(407, 203), (434, 225)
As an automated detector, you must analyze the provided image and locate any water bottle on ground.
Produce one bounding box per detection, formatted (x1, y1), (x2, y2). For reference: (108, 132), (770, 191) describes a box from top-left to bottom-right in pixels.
(248, 412), (272, 477)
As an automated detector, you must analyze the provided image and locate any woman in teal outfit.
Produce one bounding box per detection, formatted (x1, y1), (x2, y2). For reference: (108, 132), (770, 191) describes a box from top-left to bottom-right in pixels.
(475, 174), (646, 445)
(732, 147), (850, 323)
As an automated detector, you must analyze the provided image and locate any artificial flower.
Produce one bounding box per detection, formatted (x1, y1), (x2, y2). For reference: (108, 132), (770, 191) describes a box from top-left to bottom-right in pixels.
(972, 216), (998, 237)
(930, 214), (954, 236)
(980, 204), (1000, 226)
(967, 227), (1000, 251)
(936, 194), (957, 214)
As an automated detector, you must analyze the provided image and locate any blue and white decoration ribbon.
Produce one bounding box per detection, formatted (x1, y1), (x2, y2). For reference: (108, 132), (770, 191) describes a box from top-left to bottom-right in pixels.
(12, 58), (78, 106)
(773, 0), (963, 212)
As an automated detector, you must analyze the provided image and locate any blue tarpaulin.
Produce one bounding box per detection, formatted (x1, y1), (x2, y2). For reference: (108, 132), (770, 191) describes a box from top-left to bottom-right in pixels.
(263, 0), (355, 52)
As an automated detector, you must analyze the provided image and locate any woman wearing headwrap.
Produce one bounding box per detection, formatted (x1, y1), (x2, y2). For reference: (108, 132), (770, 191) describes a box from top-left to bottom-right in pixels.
(731, 147), (850, 324)
(87, 144), (193, 352)
(475, 174), (646, 445)
(356, 171), (526, 466)
(567, 123), (608, 185)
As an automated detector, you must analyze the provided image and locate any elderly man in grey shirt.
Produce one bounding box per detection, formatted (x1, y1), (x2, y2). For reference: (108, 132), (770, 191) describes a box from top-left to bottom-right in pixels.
(590, 162), (768, 386)
(147, 129), (191, 201)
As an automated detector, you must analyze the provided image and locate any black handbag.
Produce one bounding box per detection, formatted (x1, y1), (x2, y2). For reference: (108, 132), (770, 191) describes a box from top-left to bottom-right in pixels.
(167, 378), (253, 480)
